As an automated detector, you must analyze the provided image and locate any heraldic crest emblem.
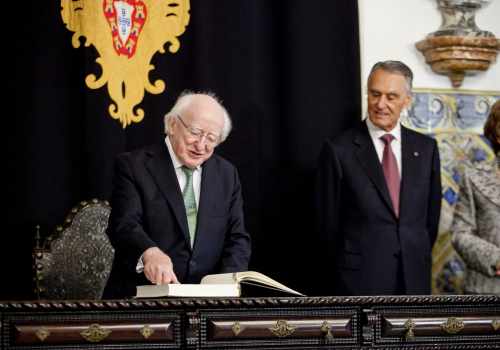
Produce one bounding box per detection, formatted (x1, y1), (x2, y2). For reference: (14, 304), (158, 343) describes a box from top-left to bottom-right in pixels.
(61, 0), (190, 128)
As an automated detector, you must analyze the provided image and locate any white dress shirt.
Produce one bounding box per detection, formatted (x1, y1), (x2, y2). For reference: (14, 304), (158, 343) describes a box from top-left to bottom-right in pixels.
(365, 117), (402, 177)
(165, 135), (202, 208)
(136, 136), (203, 273)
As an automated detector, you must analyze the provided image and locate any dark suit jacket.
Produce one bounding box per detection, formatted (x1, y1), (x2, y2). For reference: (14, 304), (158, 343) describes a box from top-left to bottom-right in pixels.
(103, 143), (251, 298)
(316, 121), (441, 295)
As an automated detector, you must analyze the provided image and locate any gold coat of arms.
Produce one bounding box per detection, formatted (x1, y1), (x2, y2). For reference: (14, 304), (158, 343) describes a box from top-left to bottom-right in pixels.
(61, 0), (190, 128)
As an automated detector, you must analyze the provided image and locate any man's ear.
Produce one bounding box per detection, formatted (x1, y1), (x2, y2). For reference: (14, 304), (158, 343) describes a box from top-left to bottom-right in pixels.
(404, 93), (413, 109)
(166, 116), (176, 135)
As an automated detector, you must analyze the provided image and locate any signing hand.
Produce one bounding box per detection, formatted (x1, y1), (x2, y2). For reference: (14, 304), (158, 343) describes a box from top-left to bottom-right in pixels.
(143, 247), (179, 285)
(496, 260), (500, 277)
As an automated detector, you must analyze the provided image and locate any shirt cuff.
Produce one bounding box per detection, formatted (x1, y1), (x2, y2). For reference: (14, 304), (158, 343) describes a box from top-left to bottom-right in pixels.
(136, 254), (145, 273)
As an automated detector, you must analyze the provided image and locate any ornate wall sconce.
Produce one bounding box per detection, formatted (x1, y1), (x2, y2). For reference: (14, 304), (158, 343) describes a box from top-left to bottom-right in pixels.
(415, 0), (500, 88)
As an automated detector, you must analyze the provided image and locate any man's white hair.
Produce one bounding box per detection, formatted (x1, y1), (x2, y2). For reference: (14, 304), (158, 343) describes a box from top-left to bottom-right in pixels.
(164, 90), (232, 142)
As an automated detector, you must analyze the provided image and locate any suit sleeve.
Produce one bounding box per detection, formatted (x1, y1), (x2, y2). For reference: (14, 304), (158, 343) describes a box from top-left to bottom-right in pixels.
(427, 139), (442, 247)
(315, 140), (343, 257)
(107, 154), (157, 272)
(219, 167), (251, 272)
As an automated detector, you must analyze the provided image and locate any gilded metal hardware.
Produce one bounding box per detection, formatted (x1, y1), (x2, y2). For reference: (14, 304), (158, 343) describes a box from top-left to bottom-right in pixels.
(492, 319), (500, 331)
(320, 320), (333, 341)
(441, 317), (464, 334)
(80, 323), (112, 343)
(269, 320), (295, 338)
(403, 319), (416, 341)
(140, 325), (154, 339)
(35, 327), (50, 342)
(231, 321), (242, 336)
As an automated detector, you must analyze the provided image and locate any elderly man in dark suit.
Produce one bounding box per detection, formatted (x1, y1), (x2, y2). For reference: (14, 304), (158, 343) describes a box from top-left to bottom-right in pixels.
(103, 91), (251, 299)
(316, 61), (441, 295)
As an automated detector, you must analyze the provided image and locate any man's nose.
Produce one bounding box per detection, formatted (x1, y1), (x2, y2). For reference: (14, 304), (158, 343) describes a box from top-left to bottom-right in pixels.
(194, 135), (208, 151)
(376, 95), (387, 109)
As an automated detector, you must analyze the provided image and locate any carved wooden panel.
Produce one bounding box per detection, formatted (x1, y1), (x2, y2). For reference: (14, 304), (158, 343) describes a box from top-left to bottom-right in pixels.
(197, 307), (360, 349)
(1, 296), (499, 349)
(33, 199), (114, 300)
(2, 310), (182, 349)
(371, 304), (500, 349)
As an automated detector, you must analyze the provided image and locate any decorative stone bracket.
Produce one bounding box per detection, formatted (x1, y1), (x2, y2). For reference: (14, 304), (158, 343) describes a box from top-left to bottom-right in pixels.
(416, 0), (500, 88)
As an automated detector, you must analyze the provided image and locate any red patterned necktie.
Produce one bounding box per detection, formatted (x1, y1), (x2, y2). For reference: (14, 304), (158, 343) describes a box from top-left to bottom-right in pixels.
(380, 134), (400, 217)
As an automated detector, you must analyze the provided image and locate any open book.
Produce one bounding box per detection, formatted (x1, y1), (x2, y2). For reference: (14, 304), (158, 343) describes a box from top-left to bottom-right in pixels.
(135, 271), (304, 298)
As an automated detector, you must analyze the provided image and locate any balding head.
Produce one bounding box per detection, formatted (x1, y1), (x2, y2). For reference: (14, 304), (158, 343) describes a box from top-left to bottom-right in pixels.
(164, 91), (232, 142)
(164, 91), (232, 168)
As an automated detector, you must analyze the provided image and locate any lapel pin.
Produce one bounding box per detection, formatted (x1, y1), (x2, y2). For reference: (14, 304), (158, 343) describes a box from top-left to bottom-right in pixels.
(414, 151), (419, 157)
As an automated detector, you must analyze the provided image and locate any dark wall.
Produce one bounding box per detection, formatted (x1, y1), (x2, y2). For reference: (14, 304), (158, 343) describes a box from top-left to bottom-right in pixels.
(5, 1), (360, 299)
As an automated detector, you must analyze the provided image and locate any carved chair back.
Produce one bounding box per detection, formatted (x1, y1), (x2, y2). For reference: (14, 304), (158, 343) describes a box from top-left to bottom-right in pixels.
(33, 199), (114, 300)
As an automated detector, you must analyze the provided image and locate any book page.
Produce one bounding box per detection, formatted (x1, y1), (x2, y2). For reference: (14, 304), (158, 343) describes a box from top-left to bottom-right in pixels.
(200, 273), (237, 284)
(201, 271), (304, 296)
(236, 271), (304, 296)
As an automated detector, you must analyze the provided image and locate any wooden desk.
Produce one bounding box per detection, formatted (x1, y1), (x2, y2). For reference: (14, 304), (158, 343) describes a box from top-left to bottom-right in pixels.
(1, 295), (499, 349)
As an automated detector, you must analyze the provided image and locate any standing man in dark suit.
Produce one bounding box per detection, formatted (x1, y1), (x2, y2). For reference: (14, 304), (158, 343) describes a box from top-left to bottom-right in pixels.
(316, 61), (441, 295)
(103, 91), (251, 299)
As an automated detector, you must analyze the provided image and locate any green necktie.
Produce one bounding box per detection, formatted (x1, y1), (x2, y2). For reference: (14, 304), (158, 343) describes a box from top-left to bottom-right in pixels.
(181, 166), (197, 247)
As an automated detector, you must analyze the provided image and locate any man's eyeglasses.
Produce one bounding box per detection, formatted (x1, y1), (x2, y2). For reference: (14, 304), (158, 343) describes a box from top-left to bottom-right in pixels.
(176, 115), (221, 147)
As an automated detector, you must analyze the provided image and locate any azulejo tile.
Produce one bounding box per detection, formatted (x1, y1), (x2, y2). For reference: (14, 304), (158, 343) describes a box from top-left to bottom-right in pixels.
(403, 88), (499, 294)
(443, 187), (458, 206)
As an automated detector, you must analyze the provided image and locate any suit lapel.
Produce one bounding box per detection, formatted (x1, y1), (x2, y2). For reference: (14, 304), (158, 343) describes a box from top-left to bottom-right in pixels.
(145, 144), (190, 244)
(399, 126), (419, 219)
(193, 157), (218, 251)
(354, 122), (395, 216)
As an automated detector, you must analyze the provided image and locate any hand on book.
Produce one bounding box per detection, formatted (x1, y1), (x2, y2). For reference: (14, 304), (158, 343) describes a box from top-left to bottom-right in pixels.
(143, 247), (179, 285)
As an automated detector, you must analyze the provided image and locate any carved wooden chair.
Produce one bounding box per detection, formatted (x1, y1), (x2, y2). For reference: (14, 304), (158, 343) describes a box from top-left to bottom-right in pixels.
(33, 199), (114, 300)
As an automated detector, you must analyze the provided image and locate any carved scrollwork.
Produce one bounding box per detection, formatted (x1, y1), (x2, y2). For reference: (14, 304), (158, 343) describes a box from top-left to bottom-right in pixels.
(269, 320), (295, 338)
(1, 295), (499, 310)
(441, 317), (464, 334)
(34, 199), (114, 300)
(80, 323), (112, 343)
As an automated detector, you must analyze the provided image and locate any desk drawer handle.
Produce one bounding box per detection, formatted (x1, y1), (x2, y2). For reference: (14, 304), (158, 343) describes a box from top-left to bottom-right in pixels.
(320, 320), (334, 341)
(403, 319), (416, 341)
(441, 317), (464, 334)
(35, 327), (50, 342)
(269, 320), (295, 338)
(140, 325), (155, 339)
(80, 324), (111, 343)
(231, 322), (242, 336)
